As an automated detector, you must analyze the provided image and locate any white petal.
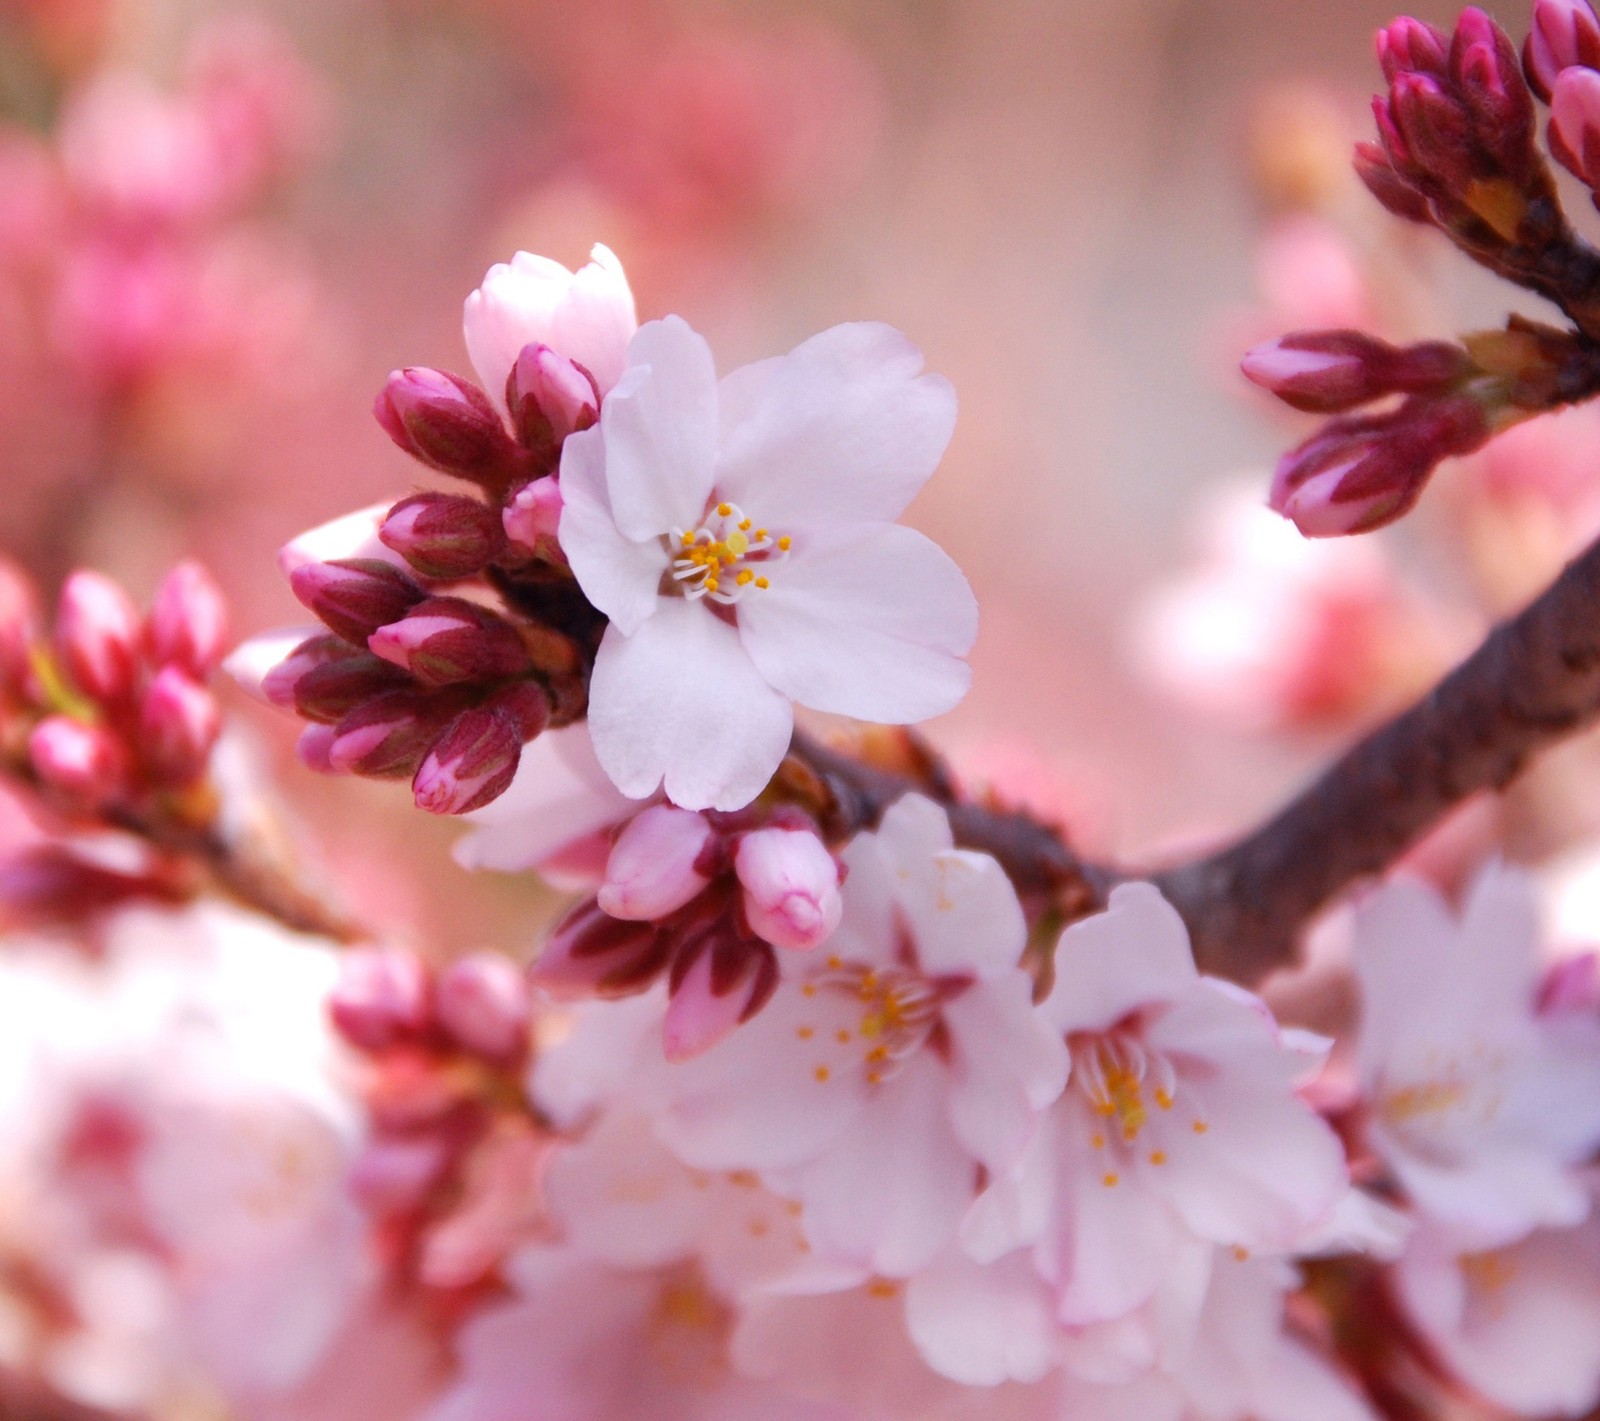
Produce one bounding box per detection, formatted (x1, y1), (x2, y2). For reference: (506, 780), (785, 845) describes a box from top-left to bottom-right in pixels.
(738, 523), (976, 723)
(1040, 882), (1198, 1035)
(551, 244), (638, 395)
(902, 848), (1028, 978)
(557, 424), (667, 635)
(587, 603), (793, 812)
(904, 1250), (1058, 1386)
(714, 322), (956, 527)
(601, 316), (719, 542)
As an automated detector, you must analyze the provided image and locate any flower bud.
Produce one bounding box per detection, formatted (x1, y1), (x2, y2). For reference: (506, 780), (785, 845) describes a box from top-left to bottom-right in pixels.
(224, 626), (322, 705)
(506, 343), (600, 460)
(1552, 66), (1600, 188)
(435, 953), (531, 1063)
(374, 367), (522, 484)
(367, 597), (530, 686)
(296, 723), (339, 773)
(55, 570), (141, 703)
(734, 826), (844, 951)
(289, 558), (424, 646)
(412, 705), (523, 814)
(597, 805), (715, 921)
(1377, 16), (1449, 82)
(1242, 332), (1470, 414)
(502, 478), (565, 561)
(290, 645), (408, 724)
(328, 692), (441, 777)
(379, 493), (506, 580)
(1525, 0), (1600, 102)
(147, 560), (229, 677)
(662, 934), (778, 1061)
(536, 899), (671, 999)
(1451, 11), (1534, 160)
(1353, 141), (1434, 224)
(138, 665), (220, 784)
(348, 1136), (450, 1214)
(329, 946), (431, 1050)
(28, 716), (124, 802)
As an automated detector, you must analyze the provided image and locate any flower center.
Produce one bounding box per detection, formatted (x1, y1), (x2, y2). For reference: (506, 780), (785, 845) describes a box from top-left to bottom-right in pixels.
(796, 957), (943, 1087)
(669, 501), (791, 605)
(1068, 1027), (1208, 1185)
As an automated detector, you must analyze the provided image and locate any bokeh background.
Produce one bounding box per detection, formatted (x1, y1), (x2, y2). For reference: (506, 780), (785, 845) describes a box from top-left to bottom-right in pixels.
(0, 0), (1541, 954)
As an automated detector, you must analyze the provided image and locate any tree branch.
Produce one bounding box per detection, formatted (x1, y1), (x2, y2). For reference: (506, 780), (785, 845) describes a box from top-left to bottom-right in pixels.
(793, 530), (1600, 986)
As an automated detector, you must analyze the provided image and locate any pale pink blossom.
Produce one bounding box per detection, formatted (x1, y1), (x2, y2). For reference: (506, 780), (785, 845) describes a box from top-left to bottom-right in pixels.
(598, 805), (715, 920)
(734, 826), (843, 951)
(462, 245), (637, 417)
(650, 794), (1067, 1275)
(1391, 1211), (1600, 1416)
(1353, 866), (1600, 1245)
(561, 316), (976, 810)
(964, 884), (1347, 1332)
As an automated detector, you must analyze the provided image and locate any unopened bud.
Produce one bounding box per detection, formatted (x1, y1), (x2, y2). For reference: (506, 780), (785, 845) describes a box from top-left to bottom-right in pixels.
(290, 644), (408, 724)
(506, 343), (600, 461)
(536, 899), (671, 998)
(662, 934), (778, 1061)
(596, 805), (715, 921)
(328, 692), (441, 777)
(411, 705), (523, 814)
(734, 827), (843, 951)
(28, 716), (124, 802)
(289, 558), (424, 646)
(296, 723), (339, 773)
(368, 597), (530, 686)
(224, 627), (322, 705)
(138, 666), (220, 784)
(1241, 331), (1470, 413)
(1353, 141), (1435, 224)
(380, 493), (506, 580)
(1552, 66), (1600, 188)
(1525, 0), (1600, 102)
(147, 560), (229, 677)
(329, 946), (431, 1050)
(502, 479), (565, 561)
(56, 570), (141, 703)
(435, 952), (531, 1063)
(374, 367), (522, 484)
(1377, 16), (1449, 82)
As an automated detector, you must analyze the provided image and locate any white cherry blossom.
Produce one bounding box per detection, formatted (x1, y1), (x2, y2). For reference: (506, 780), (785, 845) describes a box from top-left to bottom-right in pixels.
(1353, 865), (1600, 1246)
(559, 316), (977, 810)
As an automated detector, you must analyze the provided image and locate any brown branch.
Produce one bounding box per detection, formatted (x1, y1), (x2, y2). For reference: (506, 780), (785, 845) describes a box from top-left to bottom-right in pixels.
(793, 529), (1600, 986)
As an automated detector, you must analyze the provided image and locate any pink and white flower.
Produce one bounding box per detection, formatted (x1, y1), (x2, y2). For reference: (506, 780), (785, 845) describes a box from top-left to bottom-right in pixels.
(648, 794), (1067, 1275)
(1352, 866), (1600, 1245)
(964, 884), (1348, 1333)
(559, 316), (977, 810)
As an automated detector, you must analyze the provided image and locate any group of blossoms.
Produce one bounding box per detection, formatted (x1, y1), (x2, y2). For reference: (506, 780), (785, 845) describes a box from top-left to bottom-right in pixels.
(215, 239), (1600, 1420)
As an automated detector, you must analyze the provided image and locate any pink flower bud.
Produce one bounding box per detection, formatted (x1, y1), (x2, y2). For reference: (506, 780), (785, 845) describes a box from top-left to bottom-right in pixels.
(536, 899), (671, 999)
(1552, 66), (1600, 187)
(502, 478), (565, 561)
(435, 953), (532, 1063)
(506, 343), (600, 459)
(412, 705), (523, 814)
(138, 666), (220, 784)
(734, 826), (843, 951)
(28, 716), (124, 802)
(1389, 72), (1474, 191)
(367, 597), (530, 686)
(55, 570), (141, 704)
(296, 722), (338, 773)
(1525, 0), (1600, 102)
(289, 558), (424, 646)
(0, 558), (39, 694)
(374, 367), (522, 485)
(662, 935), (778, 1061)
(379, 493), (506, 580)
(1353, 141), (1435, 224)
(1241, 332), (1470, 414)
(348, 1136), (450, 1214)
(289, 644), (408, 724)
(329, 946), (431, 1050)
(328, 692), (441, 777)
(224, 626), (322, 705)
(596, 805), (715, 921)
(1377, 17), (1449, 82)
(146, 560), (229, 677)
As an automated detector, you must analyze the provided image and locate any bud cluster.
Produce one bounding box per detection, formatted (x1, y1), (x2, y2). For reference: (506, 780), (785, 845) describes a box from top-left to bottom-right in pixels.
(0, 558), (229, 812)
(328, 946), (548, 1293)
(1529, 0), (1600, 200)
(539, 805), (845, 1060)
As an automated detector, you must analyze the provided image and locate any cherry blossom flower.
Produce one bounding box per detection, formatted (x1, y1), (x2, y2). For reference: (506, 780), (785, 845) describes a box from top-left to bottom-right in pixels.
(462, 245), (637, 417)
(963, 883), (1347, 1333)
(559, 317), (977, 810)
(644, 794), (1067, 1275)
(1352, 865), (1600, 1245)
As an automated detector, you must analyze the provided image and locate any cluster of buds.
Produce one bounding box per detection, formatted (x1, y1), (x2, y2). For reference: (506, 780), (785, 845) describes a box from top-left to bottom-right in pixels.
(329, 946), (549, 1295)
(1530, 0), (1600, 201)
(1248, 320), (1600, 535)
(538, 806), (845, 1060)
(0, 558), (229, 814)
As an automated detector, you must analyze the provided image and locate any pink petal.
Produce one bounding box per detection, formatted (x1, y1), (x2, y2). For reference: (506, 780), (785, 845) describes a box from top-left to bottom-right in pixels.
(556, 425), (665, 636)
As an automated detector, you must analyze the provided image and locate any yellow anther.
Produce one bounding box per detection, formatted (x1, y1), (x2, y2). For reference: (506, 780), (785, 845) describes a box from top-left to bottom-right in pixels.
(796, 1026), (814, 1040)
(867, 1046), (889, 1064)
(801, 983), (817, 998)
(827, 955), (843, 970)
(1192, 1120), (1208, 1134)
(1102, 1173), (1119, 1188)
(681, 531), (695, 546)
(717, 502), (732, 516)
(1090, 1133), (1105, 1150)
(867, 1071), (883, 1085)
(1155, 1089), (1174, 1110)
(814, 1065), (830, 1083)
(835, 1028), (851, 1044)
(1231, 1246), (1249, 1262)
(1149, 1150), (1167, 1166)
(737, 570), (754, 586)
(738, 518), (752, 531)
(777, 535), (791, 550)
(754, 528), (767, 539)
(755, 577), (769, 589)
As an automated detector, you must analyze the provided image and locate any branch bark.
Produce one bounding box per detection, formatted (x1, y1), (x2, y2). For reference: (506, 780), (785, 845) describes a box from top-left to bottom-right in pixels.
(794, 530), (1600, 986)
